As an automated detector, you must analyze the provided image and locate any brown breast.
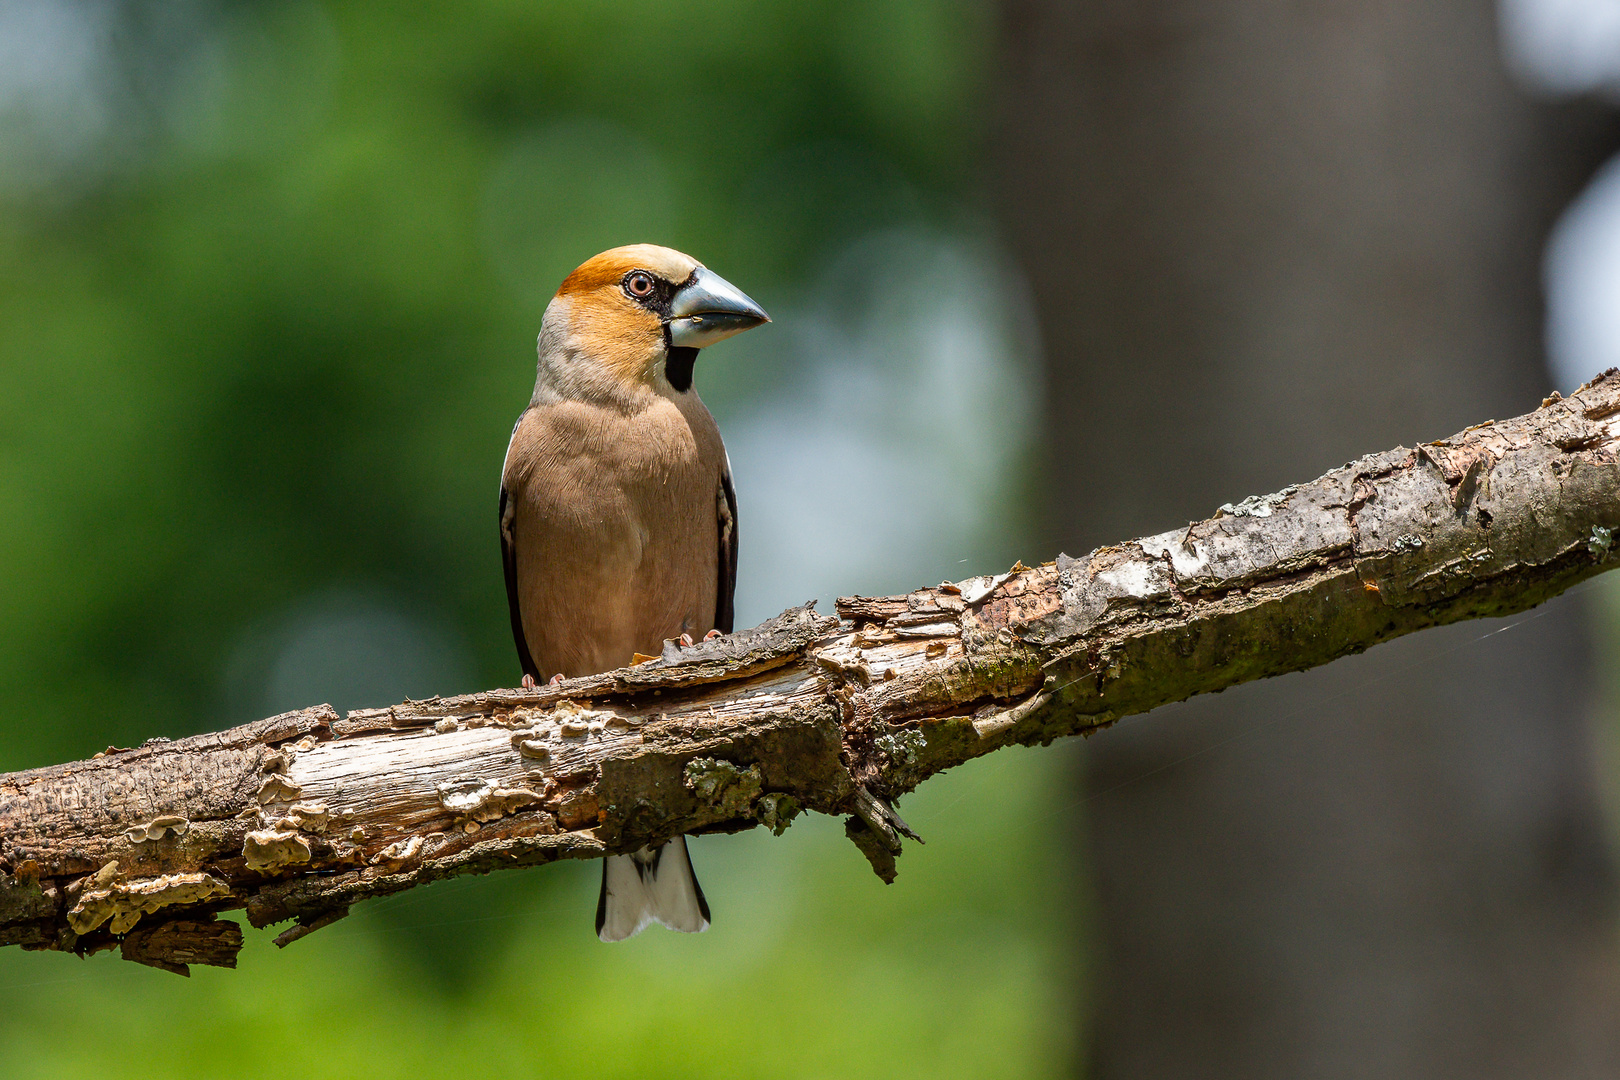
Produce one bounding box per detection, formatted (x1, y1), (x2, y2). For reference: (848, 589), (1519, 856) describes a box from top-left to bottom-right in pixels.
(503, 391), (726, 679)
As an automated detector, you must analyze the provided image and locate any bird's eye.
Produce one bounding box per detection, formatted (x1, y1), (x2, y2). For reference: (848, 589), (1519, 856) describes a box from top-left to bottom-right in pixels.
(625, 272), (655, 299)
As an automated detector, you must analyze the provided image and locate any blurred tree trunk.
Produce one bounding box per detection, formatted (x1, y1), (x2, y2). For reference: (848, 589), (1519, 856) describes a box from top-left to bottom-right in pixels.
(992, 0), (1620, 1076)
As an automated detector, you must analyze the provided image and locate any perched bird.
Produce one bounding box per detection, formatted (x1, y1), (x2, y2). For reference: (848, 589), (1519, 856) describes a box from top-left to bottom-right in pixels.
(499, 244), (769, 941)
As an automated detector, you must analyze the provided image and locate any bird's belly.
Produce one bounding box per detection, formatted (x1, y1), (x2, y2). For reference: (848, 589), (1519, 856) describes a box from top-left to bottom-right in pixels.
(516, 472), (718, 679)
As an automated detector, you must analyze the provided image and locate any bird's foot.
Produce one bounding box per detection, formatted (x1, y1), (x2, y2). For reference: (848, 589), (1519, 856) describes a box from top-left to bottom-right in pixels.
(703, 629), (722, 641)
(679, 633), (694, 647)
(548, 673), (565, 686)
(521, 674), (537, 690)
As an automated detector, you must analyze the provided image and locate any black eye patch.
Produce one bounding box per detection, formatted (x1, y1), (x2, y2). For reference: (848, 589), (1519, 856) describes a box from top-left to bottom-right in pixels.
(621, 270), (678, 317)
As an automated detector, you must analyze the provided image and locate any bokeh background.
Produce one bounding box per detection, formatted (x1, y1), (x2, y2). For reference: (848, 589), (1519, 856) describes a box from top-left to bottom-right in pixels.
(1, 0), (1619, 1076)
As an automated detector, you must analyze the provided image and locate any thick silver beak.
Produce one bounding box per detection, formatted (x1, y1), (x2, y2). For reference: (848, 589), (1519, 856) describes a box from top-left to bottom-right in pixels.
(668, 267), (770, 348)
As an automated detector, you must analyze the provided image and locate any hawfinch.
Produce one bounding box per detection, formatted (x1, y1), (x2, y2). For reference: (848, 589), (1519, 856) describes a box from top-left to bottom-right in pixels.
(499, 244), (769, 941)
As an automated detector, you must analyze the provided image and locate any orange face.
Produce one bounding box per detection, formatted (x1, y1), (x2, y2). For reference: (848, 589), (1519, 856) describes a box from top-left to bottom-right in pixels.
(553, 245), (703, 386)
(542, 244), (768, 395)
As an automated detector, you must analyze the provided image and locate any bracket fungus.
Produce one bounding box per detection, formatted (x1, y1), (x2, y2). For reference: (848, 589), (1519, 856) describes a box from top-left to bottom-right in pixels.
(242, 830), (313, 872)
(124, 815), (189, 843)
(67, 872), (231, 936)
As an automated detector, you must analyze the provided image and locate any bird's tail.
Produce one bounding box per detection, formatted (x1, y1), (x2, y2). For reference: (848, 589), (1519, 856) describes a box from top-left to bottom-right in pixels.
(596, 835), (711, 942)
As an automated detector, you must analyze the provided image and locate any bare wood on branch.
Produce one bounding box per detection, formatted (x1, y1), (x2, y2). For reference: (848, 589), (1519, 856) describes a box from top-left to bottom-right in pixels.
(6, 373), (1620, 975)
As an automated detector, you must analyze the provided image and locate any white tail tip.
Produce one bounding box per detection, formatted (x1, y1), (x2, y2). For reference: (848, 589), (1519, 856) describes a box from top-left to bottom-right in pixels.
(596, 836), (711, 942)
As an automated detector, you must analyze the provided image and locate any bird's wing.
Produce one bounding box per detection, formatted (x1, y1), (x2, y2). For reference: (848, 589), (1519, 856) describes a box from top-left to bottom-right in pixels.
(716, 456), (738, 635)
(500, 417), (543, 685)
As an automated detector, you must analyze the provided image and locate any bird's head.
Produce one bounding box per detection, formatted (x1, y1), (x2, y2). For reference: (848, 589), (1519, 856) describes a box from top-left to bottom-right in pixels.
(536, 244), (769, 400)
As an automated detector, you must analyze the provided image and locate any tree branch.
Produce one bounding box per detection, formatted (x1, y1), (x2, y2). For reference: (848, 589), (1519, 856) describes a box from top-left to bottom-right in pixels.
(7, 373), (1620, 975)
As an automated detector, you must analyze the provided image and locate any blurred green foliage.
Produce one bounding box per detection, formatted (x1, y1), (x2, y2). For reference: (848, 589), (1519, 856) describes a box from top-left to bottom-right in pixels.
(0, 0), (993, 766)
(0, 0), (1073, 1073)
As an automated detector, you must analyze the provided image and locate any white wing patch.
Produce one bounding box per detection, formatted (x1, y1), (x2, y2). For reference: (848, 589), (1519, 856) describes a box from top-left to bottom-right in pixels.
(498, 415), (523, 492)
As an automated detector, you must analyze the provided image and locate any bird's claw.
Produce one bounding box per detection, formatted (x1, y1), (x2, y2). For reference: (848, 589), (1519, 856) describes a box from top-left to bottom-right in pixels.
(703, 629), (722, 641)
(679, 633), (694, 647)
(521, 674), (537, 690)
(548, 673), (565, 686)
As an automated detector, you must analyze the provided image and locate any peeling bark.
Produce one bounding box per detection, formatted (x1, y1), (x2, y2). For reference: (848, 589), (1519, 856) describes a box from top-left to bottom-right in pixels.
(5, 373), (1620, 975)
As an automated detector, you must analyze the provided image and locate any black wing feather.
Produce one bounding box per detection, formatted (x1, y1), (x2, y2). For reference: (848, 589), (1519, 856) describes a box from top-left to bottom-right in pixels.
(716, 465), (739, 634)
(500, 484), (542, 684)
